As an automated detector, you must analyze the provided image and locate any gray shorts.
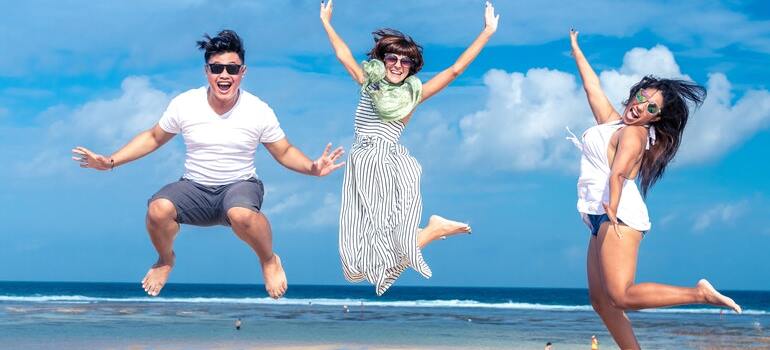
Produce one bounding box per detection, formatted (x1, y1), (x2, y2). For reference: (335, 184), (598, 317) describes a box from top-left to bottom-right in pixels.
(148, 177), (264, 227)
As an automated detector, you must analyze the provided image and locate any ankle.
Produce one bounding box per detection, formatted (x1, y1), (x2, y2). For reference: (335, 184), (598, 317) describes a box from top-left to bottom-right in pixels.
(695, 283), (709, 303)
(260, 252), (277, 265)
(416, 228), (434, 248)
(157, 251), (175, 265)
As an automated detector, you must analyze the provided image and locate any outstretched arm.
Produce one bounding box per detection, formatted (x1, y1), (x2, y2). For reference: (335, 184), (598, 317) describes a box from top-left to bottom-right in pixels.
(72, 124), (175, 170)
(603, 126), (647, 238)
(570, 29), (619, 125)
(420, 1), (499, 103)
(263, 138), (345, 177)
(320, 0), (365, 84)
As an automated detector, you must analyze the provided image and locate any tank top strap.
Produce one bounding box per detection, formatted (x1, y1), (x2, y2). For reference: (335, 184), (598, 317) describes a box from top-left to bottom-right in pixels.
(646, 125), (656, 150)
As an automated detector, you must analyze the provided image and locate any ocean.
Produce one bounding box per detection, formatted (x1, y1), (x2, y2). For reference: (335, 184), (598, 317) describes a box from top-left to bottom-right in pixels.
(1, 281), (768, 349)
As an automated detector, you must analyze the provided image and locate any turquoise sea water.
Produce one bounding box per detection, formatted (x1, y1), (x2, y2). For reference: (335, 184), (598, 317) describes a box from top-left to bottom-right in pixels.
(1, 282), (768, 349)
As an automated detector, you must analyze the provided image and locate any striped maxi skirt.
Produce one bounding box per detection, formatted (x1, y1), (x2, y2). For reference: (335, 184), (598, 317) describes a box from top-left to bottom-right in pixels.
(338, 134), (432, 295)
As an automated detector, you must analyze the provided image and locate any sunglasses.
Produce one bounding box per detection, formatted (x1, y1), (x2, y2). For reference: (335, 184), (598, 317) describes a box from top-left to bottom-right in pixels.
(383, 53), (415, 68)
(207, 63), (243, 75)
(634, 91), (661, 115)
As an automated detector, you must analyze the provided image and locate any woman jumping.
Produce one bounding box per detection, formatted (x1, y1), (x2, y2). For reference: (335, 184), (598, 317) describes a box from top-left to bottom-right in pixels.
(320, 1), (499, 295)
(568, 29), (741, 349)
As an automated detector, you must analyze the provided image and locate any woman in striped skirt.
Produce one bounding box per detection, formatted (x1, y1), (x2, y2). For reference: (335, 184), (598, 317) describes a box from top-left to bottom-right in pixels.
(320, 1), (499, 295)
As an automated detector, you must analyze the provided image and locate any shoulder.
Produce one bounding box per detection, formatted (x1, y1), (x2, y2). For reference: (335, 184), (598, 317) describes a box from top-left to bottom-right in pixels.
(170, 86), (207, 105)
(618, 125), (648, 148)
(238, 90), (276, 115)
(620, 125), (648, 138)
(179, 86), (207, 99)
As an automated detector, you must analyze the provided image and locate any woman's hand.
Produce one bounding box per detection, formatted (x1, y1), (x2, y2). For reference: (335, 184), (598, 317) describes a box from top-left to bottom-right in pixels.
(483, 1), (500, 35)
(72, 146), (113, 171)
(320, 0), (333, 24)
(570, 28), (580, 53)
(602, 202), (623, 239)
(421, 2), (499, 103)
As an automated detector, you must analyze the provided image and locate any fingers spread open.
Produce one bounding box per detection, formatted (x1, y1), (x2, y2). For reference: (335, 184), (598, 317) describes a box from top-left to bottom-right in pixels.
(319, 142), (332, 158)
(330, 146), (344, 160)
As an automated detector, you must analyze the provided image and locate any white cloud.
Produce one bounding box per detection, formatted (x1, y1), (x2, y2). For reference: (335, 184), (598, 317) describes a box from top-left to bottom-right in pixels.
(15, 149), (71, 178)
(657, 212), (679, 228)
(458, 45), (770, 170)
(52, 76), (172, 149)
(264, 193), (306, 217)
(459, 67), (589, 171)
(267, 190), (340, 230)
(693, 200), (748, 232)
(400, 110), (459, 169)
(472, 1), (770, 55)
(678, 74), (770, 164)
(307, 193), (341, 227)
(3, 1), (770, 78)
(649, 2), (770, 55)
(11, 76), (173, 178)
(599, 45), (689, 109)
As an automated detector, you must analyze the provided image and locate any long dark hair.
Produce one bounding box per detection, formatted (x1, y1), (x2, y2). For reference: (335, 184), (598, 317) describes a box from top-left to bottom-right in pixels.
(623, 76), (706, 196)
(367, 28), (424, 76)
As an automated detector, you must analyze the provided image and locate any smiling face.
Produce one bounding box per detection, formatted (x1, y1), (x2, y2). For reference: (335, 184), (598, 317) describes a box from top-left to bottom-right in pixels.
(383, 53), (414, 84)
(622, 88), (664, 126)
(205, 52), (246, 106)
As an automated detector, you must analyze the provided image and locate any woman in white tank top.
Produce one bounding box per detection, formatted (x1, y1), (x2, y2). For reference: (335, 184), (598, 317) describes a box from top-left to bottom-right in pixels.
(569, 29), (741, 349)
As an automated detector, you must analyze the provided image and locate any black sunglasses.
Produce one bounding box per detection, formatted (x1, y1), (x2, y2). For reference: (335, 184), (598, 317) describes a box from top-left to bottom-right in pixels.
(207, 63), (243, 75)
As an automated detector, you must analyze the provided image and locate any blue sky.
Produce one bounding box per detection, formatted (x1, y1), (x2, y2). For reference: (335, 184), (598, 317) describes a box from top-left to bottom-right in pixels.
(1, 0), (769, 291)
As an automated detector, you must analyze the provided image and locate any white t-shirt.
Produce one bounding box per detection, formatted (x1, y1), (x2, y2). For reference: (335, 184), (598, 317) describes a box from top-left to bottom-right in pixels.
(158, 87), (285, 186)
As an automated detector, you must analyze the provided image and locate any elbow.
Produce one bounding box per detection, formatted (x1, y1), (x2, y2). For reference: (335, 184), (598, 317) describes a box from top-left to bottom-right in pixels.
(609, 172), (628, 184)
(335, 49), (352, 61)
(583, 85), (601, 96)
(278, 145), (295, 163)
(448, 67), (462, 78)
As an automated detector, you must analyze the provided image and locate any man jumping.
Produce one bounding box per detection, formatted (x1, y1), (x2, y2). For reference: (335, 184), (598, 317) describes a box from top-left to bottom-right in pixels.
(72, 30), (344, 299)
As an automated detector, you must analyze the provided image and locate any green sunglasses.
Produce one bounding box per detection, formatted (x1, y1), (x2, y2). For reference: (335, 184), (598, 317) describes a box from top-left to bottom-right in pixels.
(634, 91), (661, 115)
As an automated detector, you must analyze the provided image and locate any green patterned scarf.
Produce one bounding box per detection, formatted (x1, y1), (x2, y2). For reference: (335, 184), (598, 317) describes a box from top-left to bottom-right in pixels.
(361, 59), (422, 122)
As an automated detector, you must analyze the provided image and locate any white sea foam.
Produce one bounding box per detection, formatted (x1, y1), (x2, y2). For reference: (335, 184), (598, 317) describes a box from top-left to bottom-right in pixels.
(0, 295), (764, 315)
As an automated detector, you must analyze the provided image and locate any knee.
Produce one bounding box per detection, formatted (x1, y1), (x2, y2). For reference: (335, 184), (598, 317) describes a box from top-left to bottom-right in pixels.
(589, 291), (610, 314)
(607, 290), (631, 310)
(227, 207), (257, 229)
(147, 199), (177, 226)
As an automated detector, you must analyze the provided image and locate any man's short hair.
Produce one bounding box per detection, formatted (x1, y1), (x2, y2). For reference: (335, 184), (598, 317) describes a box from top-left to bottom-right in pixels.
(196, 30), (245, 63)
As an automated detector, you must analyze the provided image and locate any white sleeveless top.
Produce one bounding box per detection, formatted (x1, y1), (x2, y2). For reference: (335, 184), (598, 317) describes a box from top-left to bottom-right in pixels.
(567, 120), (655, 232)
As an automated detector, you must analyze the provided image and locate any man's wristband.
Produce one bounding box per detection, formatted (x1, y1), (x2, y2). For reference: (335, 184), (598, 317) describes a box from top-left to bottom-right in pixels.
(110, 158), (115, 171)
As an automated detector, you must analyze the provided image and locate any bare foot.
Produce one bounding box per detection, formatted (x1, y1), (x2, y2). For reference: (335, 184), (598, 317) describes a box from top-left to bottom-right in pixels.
(697, 279), (741, 314)
(141, 253), (175, 297)
(418, 215), (471, 247)
(262, 253), (287, 299)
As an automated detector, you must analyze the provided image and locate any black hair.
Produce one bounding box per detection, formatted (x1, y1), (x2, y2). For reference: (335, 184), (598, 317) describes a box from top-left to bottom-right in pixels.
(196, 29), (245, 63)
(367, 28), (424, 76)
(623, 76), (707, 196)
